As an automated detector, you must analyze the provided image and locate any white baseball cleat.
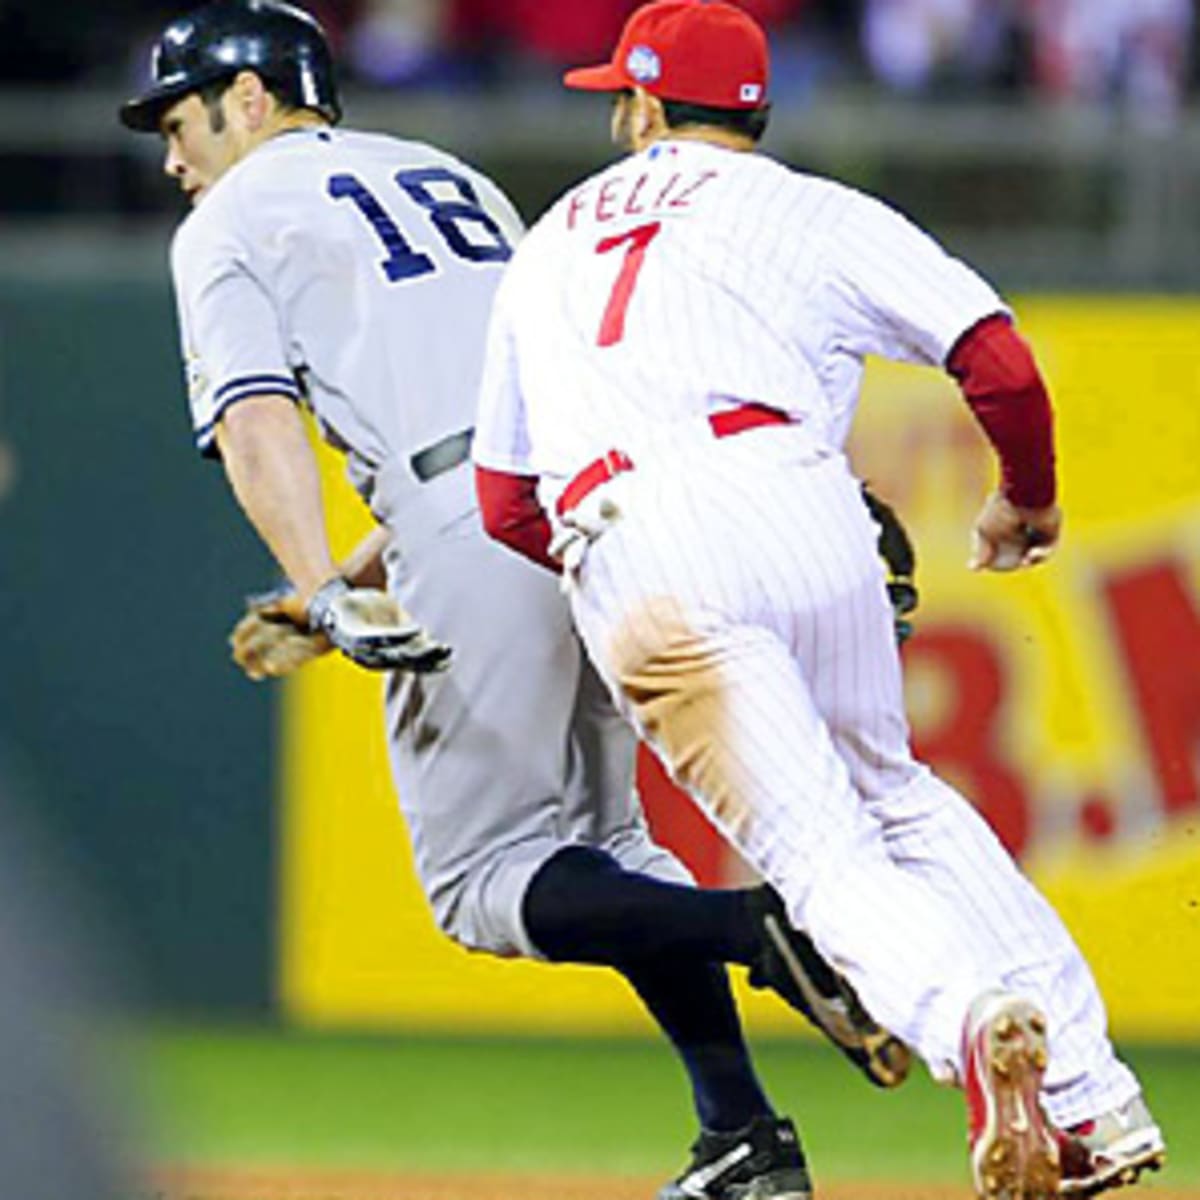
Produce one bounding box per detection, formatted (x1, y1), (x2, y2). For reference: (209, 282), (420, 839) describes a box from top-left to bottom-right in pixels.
(964, 991), (1061, 1200)
(1058, 1094), (1166, 1196)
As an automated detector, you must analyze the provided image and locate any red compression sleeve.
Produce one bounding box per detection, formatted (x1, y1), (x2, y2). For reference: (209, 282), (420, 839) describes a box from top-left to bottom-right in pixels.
(946, 313), (1057, 509)
(475, 464), (561, 574)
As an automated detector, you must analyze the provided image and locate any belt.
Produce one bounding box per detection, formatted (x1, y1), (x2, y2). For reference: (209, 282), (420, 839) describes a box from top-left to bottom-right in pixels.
(557, 449), (634, 516)
(410, 427), (473, 483)
(556, 404), (791, 516)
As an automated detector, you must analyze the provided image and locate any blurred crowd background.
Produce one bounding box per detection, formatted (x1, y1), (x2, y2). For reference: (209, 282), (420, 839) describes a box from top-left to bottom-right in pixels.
(4, 0), (1198, 272)
(0, 0), (1195, 127)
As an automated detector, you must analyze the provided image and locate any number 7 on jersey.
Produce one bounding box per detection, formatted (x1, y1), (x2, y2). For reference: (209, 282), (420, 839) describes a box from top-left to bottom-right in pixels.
(595, 222), (661, 347)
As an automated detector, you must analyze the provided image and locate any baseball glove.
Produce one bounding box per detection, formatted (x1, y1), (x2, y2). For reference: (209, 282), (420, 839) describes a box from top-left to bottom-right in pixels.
(862, 485), (919, 645)
(231, 585), (331, 681)
(231, 610), (330, 680)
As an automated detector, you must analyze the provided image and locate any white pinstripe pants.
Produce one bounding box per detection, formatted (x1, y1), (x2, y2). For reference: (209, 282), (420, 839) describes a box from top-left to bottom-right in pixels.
(564, 426), (1138, 1125)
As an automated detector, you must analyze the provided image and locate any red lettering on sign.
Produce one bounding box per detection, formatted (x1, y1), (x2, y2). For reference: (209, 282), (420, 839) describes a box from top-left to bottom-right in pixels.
(906, 627), (1032, 858)
(1103, 558), (1200, 817)
(1079, 790), (1118, 841)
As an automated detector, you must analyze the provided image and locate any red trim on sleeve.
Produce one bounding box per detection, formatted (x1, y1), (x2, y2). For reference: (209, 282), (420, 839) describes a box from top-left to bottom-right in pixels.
(475, 465), (561, 574)
(946, 313), (1057, 509)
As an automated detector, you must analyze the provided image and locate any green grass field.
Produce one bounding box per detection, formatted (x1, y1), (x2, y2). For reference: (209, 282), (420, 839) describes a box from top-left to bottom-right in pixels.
(127, 1028), (1200, 1185)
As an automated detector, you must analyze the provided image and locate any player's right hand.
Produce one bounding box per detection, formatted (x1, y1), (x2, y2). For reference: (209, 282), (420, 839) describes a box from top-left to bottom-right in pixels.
(305, 578), (453, 674)
(968, 492), (1062, 572)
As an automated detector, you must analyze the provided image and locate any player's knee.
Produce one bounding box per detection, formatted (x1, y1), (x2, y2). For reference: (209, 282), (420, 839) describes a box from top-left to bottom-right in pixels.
(601, 827), (695, 887)
(521, 844), (623, 961)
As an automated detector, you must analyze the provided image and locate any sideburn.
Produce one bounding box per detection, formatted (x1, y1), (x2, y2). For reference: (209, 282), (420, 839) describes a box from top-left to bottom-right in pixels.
(197, 79), (231, 133)
(204, 94), (227, 134)
(612, 96), (635, 152)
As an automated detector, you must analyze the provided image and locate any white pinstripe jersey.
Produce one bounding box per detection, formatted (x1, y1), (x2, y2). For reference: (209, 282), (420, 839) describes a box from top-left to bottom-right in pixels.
(473, 139), (1005, 506)
(170, 127), (522, 485)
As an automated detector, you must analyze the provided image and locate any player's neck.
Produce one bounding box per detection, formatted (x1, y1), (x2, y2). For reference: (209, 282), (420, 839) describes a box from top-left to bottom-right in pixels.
(270, 111), (330, 138)
(646, 127), (756, 154)
(249, 110), (330, 155)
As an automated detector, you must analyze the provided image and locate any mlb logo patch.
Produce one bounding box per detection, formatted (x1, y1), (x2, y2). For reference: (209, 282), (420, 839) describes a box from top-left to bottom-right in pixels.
(626, 44), (662, 84)
(740, 83), (763, 103)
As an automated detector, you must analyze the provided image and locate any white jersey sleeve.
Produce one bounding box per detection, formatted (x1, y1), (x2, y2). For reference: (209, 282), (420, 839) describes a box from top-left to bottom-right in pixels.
(170, 199), (299, 457)
(472, 267), (534, 476)
(820, 189), (1008, 367)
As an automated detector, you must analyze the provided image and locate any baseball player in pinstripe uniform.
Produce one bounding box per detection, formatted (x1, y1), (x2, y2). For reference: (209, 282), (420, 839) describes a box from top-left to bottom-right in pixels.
(473, 3), (1165, 1198)
(120, 5), (918, 1197)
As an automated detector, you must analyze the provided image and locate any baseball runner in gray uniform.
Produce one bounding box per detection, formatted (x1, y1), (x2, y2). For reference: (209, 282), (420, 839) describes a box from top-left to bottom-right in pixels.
(120, 4), (908, 1197)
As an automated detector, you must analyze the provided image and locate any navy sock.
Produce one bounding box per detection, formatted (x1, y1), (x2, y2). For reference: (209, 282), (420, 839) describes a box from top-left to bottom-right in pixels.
(522, 844), (759, 966)
(522, 845), (772, 1132)
(619, 956), (772, 1132)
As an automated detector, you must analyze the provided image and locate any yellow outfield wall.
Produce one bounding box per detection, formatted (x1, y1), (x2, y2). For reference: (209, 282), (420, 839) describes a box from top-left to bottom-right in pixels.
(280, 297), (1200, 1039)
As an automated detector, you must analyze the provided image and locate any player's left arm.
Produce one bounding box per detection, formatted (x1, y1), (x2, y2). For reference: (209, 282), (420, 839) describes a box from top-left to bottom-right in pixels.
(174, 213), (445, 673)
(827, 193), (1060, 572)
(945, 314), (1061, 571)
(171, 212), (341, 614)
(215, 393), (340, 619)
(215, 400), (449, 675)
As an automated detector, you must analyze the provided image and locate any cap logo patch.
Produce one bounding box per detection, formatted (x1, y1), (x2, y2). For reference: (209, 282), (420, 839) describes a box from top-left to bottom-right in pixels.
(626, 44), (662, 84)
(740, 83), (763, 102)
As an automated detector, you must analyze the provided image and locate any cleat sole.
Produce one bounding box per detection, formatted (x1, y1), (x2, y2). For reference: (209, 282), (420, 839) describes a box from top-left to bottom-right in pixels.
(970, 999), (1060, 1200)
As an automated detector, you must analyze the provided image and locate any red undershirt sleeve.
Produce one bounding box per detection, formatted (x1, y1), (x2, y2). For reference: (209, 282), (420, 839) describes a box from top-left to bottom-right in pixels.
(475, 464), (561, 574)
(945, 313), (1057, 510)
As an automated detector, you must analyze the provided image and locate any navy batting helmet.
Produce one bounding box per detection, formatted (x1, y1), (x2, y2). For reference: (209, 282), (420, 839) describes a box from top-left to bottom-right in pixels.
(119, 0), (341, 133)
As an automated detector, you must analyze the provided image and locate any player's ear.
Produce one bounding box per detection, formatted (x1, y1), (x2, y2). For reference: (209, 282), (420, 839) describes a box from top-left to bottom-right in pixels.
(229, 69), (272, 131)
(632, 89), (667, 144)
(650, 96), (669, 138)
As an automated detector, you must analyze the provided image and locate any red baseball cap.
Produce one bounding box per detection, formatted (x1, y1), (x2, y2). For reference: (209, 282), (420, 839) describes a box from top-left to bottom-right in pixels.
(564, 0), (769, 111)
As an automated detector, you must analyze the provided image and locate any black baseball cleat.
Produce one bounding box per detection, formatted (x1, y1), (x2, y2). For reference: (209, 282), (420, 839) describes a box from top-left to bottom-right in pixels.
(745, 884), (911, 1089)
(658, 1115), (813, 1200)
